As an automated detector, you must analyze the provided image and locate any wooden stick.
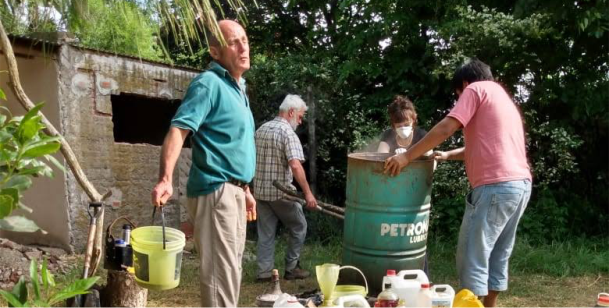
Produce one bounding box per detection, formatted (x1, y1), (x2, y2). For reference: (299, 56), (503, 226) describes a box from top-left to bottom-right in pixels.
(273, 180), (345, 214)
(0, 20), (107, 277)
(284, 195), (344, 220)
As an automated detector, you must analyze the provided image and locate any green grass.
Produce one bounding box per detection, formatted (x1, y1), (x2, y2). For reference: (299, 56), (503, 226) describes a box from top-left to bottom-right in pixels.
(3, 236), (607, 307)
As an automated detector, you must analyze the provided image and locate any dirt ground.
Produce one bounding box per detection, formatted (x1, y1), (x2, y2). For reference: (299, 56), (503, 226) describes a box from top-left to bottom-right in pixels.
(146, 254), (609, 307)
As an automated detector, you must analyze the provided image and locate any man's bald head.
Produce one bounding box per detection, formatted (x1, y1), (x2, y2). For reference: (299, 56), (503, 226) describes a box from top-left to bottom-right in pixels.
(207, 20), (245, 47)
(207, 19), (250, 81)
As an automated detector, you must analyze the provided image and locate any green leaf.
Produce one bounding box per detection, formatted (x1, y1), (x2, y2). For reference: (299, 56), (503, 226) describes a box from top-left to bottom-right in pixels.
(3, 175), (32, 190)
(0, 195), (15, 219)
(42, 259), (50, 289)
(0, 88), (6, 101)
(30, 259), (41, 301)
(45, 155), (66, 173)
(11, 276), (28, 305)
(0, 114), (6, 126)
(22, 142), (61, 158)
(32, 299), (49, 307)
(0, 216), (42, 233)
(0, 290), (24, 307)
(21, 104), (44, 124)
(16, 166), (46, 176)
(23, 142), (61, 158)
(18, 115), (43, 143)
(48, 277), (99, 305)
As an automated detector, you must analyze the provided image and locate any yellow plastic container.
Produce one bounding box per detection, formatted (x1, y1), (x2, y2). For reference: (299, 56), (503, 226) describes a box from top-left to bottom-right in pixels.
(453, 289), (484, 308)
(131, 226), (185, 290)
(331, 285), (367, 300)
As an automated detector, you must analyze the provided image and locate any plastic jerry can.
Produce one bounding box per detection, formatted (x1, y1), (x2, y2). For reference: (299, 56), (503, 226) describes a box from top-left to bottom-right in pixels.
(431, 285), (455, 308)
(382, 269), (429, 305)
(417, 283), (432, 308)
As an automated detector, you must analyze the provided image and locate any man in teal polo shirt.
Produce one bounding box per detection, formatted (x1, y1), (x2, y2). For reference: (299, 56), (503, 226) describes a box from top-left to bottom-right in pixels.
(151, 20), (256, 307)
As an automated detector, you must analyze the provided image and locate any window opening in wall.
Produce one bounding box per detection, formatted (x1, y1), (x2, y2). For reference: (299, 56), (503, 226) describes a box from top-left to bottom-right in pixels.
(111, 93), (191, 147)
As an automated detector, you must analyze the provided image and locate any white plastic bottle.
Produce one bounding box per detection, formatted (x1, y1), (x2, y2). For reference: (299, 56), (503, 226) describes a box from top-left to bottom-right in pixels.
(416, 283), (432, 308)
(431, 285), (455, 308)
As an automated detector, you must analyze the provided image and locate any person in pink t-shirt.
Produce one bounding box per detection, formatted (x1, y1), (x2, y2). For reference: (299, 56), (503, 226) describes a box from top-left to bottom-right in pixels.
(384, 59), (532, 307)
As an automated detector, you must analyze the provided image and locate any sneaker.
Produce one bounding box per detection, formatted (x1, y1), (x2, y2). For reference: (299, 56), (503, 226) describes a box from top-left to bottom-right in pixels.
(284, 263), (310, 280)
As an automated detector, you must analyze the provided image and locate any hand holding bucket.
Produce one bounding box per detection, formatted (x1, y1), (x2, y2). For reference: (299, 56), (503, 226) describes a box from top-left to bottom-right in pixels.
(131, 206), (185, 290)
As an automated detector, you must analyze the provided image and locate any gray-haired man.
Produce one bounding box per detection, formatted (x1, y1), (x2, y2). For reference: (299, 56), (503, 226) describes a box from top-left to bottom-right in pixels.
(253, 94), (318, 281)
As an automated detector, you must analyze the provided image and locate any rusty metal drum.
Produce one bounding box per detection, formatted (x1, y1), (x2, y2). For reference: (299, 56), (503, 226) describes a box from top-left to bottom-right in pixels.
(342, 152), (434, 291)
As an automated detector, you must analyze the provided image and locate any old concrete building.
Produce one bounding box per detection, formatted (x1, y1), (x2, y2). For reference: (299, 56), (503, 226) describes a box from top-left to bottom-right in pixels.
(0, 35), (197, 252)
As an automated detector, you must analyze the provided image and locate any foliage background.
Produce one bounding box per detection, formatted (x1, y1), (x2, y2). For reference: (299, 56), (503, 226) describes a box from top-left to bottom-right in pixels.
(1, 0), (607, 243)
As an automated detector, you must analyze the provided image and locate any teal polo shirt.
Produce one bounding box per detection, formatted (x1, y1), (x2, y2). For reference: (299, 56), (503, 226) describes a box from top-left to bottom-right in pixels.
(171, 61), (256, 197)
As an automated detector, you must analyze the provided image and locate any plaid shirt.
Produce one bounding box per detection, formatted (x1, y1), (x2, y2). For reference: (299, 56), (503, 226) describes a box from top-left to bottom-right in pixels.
(253, 117), (305, 201)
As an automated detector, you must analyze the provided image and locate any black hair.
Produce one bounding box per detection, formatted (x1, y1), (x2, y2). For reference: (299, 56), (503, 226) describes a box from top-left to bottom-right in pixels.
(451, 58), (494, 92)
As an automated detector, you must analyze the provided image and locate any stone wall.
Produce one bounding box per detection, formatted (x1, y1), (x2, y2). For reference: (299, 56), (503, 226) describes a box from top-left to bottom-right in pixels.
(56, 45), (199, 250)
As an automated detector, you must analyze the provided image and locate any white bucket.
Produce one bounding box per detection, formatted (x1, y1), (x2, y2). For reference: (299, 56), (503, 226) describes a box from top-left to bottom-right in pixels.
(382, 269), (429, 306)
(431, 284), (455, 308)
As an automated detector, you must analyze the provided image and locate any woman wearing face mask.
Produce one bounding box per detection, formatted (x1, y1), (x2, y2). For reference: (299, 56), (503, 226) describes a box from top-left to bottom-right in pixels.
(377, 95), (427, 154)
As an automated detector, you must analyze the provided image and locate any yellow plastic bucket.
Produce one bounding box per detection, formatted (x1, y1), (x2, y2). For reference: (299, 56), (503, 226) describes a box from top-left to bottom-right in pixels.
(131, 226), (185, 290)
(331, 285), (367, 300)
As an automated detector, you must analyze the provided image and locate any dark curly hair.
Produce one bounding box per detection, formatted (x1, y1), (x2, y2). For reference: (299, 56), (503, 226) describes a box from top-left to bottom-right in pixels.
(387, 95), (417, 125)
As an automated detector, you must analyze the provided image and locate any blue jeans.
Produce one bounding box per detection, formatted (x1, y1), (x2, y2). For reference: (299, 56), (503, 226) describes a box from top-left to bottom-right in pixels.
(456, 180), (532, 296)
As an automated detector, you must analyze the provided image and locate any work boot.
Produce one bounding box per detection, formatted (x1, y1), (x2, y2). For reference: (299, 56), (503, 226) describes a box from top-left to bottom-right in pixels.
(284, 262), (310, 280)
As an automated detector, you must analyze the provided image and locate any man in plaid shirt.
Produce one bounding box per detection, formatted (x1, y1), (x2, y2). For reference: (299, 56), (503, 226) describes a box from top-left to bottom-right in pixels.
(254, 94), (318, 281)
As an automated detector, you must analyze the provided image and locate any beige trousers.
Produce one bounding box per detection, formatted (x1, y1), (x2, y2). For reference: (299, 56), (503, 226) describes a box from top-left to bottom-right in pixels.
(187, 183), (247, 307)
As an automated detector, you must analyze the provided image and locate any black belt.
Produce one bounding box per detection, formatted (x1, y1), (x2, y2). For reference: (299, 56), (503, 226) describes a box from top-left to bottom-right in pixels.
(228, 179), (249, 190)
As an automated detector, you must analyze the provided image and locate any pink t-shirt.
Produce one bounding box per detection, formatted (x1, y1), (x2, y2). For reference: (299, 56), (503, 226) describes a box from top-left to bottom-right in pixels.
(448, 81), (532, 188)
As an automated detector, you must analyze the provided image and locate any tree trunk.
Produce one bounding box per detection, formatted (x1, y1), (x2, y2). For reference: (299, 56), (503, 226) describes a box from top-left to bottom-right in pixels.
(101, 270), (148, 307)
(306, 86), (317, 195)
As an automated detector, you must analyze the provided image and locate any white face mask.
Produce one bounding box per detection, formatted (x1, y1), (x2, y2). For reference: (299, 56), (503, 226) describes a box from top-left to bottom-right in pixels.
(395, 126), (413, 139)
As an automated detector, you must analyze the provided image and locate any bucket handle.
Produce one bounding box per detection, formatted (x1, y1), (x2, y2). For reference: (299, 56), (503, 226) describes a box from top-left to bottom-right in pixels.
(152, 206), (166, 250)
(339, 265), (369, 295)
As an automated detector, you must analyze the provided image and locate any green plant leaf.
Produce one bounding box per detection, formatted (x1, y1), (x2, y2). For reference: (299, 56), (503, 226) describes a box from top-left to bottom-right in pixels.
(0, 114), (6, 126)
(30, 259), (41, 301)
(18, 115), (43, 143)
(39, 259), (56, 292)
(3, 175), (32, 190)
(21, 104), (44, 124)
(0, 216), (42, 233)
(42, 259), (50, 289)
(0, 194), (15, 219)
(45, 155), (66, 173)
(32, 299), (49, 307)
(22, 142), (61, 158)
(48, 277), (99, 305)
(11, 276), (28, 305)
(16, 166), (46, 176)
(0, 290), (24, 307)
(0, 88), (6, 101)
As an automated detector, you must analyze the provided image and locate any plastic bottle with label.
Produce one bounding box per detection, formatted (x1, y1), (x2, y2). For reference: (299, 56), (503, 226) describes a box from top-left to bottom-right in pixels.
(596, 293), (609, 307)
(375, 282), (399, 307)
(431, 284), (455, 308)
(416, 283), (432, 308)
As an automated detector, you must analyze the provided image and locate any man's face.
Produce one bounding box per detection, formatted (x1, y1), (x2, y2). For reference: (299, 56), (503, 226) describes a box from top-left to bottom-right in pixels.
(289, 108), (306, 130)
(210, 21), (250, 79)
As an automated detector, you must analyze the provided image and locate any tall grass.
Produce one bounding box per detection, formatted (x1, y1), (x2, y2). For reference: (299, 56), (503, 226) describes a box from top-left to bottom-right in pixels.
(426, 235), (608, 283)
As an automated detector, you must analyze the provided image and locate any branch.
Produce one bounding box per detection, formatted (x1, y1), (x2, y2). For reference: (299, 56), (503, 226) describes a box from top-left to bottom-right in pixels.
(0, 18), (107, 277)
(272, 180), (345, 215)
